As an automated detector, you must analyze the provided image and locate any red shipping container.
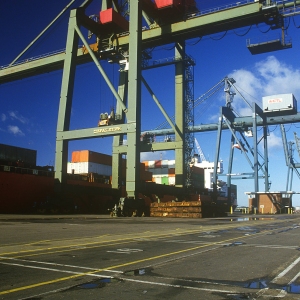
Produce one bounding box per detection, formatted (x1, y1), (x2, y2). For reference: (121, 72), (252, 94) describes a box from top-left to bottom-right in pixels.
(100, 8), (129, 32)
(155, 0), (180, 9)
(155, 0), (195, 9)
(154, 160), (161, 168)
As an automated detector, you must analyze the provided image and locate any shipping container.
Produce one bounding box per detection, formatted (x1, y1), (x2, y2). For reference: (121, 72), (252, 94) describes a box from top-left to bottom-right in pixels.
(67, 162), (112, 176)
(0, 144), (36, 167)
(169, 176), (175, 185)
(151, 168), (162, 175)
(142, 171), (153, 182)
(147, 160), (155, 169)
(161, 176), (169, 185)
(154, 160), (161, 168)
(168, 160), (175, 168)
(161, 160), (169, 168)
(154, 0), (195, 9)
(262, 94), (297, 115)
(154, 177), (162, 184)
(99, 8), (129, 32)
(71, 150), (112, 166)
(168, 168), (175, 175)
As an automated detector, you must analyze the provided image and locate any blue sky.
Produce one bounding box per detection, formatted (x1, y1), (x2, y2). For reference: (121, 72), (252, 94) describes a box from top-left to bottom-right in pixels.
(1, 0), (300, 207)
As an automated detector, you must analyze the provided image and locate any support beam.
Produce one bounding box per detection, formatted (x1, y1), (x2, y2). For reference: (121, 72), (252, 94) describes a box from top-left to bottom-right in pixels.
(55, 9), (80, 185)
(125, 1), (142, 198)
(252, 103), (259, 194)
(213, 107), (223, 194)
(0, 1), (286, 83)
(174, 42), (185, 188)
(112, 71), (128, 190)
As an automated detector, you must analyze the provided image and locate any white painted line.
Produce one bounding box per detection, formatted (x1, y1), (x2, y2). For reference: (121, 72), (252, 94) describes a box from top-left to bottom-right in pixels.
(17, 285), (79, 300)
(143, 246), (220, 269)
(255, 245), (298, 249)
(276, 289), (287, 297)
(0, 257), (123, 274)
(181, 241), (213, 245)
(272, 256), (300, 283)
(122, 277), (237, 294)
(0, 261), (111, 277)
(163, 239), (187, 243)
(164, 239), (212, 245)
(107, 248), (143, 254)
(288, 270), (300, 284)
(106, 251), (130, 254)
(147, 275), (234, 287)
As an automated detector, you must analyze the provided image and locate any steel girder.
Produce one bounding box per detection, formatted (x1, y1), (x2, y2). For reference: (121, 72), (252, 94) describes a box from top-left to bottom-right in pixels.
(1, 1), (294, 84)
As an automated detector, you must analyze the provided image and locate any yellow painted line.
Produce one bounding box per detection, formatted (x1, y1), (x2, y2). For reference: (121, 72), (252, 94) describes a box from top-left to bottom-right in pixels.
(0, 226), (231, 257)
(0, 227), (273, 296)
(0, 220), (285, 258)
(0, 229), (202, 256)
(7, 240), (138, 259)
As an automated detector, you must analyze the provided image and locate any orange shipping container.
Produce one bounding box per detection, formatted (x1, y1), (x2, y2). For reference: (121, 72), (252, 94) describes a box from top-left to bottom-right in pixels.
(168, 168), (175, 175)
(72, 150), (112, 166)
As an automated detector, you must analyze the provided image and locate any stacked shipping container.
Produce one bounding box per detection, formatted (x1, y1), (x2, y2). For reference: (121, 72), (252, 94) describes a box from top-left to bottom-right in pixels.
(68, 150), (152, 182)
(68, 150), (112, 177)
(0, 144), (36, 167)
(143, 159), (205, 189)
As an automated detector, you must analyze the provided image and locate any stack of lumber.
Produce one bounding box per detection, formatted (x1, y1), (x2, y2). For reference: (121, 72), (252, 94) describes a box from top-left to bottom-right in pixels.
(150, 201), (202, 218)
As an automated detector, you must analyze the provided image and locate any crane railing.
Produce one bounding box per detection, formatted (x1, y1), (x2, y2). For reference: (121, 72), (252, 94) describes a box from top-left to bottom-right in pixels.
(0, 49), (66, 70)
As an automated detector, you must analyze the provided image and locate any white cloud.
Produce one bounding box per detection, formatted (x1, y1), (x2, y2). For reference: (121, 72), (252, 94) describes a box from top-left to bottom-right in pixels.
(229, 69), (262, 100)
(228, 56), (300, 116)
(267, 132), (282, 149)
(8, 125), (24, 136)
(9, 111), (28, 124)
(256, 56), (300, 97)
(1, 113), (6, 122)
(208, 113), (219, 122)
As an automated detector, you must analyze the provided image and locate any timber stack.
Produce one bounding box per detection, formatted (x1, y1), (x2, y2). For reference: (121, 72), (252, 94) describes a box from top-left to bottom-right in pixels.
(150, 200), (202, 218)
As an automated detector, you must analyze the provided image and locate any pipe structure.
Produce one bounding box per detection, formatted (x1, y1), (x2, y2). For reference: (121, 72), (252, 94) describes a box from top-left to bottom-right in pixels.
(141, 113), (300, 136)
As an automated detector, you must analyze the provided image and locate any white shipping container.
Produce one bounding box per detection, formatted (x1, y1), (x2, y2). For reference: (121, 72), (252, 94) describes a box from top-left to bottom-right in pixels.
(67, 162), (112, 176)
(154, 176), (162, 184)
(147, 160), (155, 168)
(161, 160), (169, 167)
(168, 160), (175, 168)
(262, 93), (297, 114)
(168, 176), (175, 185)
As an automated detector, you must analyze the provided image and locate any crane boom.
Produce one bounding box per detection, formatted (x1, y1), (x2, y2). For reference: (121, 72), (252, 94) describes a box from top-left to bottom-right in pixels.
(294, 132), (300, 158)
(195, 138), (206, 162)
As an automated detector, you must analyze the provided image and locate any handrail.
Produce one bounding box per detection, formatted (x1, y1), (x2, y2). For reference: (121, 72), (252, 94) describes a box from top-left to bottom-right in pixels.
(0, 49), (66, 70)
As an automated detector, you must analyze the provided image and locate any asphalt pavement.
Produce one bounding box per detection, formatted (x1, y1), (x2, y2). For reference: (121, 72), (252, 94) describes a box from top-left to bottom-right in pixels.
(0, 213), (300, 299)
